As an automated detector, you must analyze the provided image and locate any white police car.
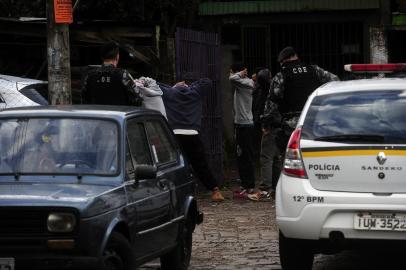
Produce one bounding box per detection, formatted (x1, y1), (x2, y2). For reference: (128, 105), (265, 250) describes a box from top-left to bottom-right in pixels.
(276, 64), (406, 269)
(0, 74), (46, 109)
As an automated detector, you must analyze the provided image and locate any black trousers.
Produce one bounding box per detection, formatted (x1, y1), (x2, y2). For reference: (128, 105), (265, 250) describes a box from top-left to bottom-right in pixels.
(175, 134), (218, 191)
(235, 125), (256, 189)
(253, 122), (263, 162)
(260, 128), (282, 190)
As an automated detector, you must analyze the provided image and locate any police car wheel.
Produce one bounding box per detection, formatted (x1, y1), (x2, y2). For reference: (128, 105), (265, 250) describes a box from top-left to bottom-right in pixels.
(279, 231), (314, 270)
(160, 219), (193, 270)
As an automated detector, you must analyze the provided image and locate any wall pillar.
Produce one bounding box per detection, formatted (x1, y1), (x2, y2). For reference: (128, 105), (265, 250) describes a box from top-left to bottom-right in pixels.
(369, 27), (388, 64)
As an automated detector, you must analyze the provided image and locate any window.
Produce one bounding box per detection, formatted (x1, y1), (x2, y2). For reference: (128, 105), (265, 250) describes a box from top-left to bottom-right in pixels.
(302, 90), (406, 144)
(127, 120), (153, 166)
(0, 119), (22, 173)
(145, 121), (177, 165)
(0, 118), (119, 175)
(125, 141), (135, 180)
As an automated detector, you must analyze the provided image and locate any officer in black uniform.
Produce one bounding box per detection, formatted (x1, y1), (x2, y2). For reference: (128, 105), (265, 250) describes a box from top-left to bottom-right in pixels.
(262, 46), (339, 136)
(81, 42), (143, 106)
(259, 47), (339, 191)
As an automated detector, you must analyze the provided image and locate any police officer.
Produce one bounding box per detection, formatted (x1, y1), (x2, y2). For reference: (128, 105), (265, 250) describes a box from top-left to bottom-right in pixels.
(263, 46), (339, 133)
(81, 41), (143, 106)
(260, 47), (339, 190)
(269, 46), (338, 117)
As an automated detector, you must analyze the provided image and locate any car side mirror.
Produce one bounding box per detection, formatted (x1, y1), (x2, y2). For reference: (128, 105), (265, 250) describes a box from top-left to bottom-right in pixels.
(135, 164), (157, 180)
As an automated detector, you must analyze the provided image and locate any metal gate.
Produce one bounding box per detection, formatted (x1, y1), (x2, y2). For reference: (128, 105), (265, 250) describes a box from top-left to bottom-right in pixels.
(175, 28), (223, 186)
(242, 22), (364, 77)
(242, 25), (269, 71)
(388, 30), (406, 63)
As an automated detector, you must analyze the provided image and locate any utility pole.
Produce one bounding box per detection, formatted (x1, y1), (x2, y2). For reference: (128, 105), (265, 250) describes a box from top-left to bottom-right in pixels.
(46, 0), (72, 105)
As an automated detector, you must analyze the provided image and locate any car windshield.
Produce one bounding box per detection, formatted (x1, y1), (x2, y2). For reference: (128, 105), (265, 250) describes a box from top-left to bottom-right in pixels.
(302, 90), (406, 144)
(0, 118), (118, 175)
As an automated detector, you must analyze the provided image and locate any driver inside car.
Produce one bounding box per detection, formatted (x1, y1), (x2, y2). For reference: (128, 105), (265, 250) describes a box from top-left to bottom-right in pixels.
(22, 126), (58, 173)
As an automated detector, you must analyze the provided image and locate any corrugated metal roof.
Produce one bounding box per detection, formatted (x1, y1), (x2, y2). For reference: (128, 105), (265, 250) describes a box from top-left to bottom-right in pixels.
(199, 0), (380, 16)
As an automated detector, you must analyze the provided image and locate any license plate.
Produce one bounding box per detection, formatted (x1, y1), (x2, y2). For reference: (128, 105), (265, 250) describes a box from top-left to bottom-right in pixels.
(354, 213), (406, 231)
(0, 258), (14, 270)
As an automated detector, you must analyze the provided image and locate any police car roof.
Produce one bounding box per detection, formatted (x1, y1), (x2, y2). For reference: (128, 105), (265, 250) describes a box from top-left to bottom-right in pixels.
(0, 105), (161, 119)
(0, 74), (46, 91)
(316, 78), (406, 96)
(0, 74), (46, 85)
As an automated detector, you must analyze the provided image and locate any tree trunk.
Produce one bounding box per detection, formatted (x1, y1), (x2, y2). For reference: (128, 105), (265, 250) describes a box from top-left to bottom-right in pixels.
(46, 0), (72, 105)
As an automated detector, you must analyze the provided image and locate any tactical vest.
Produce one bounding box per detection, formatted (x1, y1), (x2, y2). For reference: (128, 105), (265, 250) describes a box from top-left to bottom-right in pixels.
(280, 60), (321, 114)
(85, 65), (132, 105)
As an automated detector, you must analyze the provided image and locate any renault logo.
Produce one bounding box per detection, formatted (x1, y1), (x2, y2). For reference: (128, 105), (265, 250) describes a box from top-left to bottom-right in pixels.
(377, 152), (387, 165)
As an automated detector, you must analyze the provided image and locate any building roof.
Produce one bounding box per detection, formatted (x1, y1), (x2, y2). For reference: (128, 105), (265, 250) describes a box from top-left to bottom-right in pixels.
(199, 0), (380, 16)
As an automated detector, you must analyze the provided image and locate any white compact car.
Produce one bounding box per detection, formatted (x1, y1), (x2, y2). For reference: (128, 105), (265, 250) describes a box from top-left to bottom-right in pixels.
(276, 76), (406, 269)
(0, 74), (47, 109)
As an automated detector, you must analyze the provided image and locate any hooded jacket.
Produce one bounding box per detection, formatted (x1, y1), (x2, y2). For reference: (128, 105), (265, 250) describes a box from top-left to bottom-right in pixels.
(136, 77), (167, 119)
(229, 72), (254, 125)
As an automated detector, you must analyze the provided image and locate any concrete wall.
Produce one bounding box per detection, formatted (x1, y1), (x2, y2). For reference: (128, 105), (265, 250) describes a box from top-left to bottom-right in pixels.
(220, 45), (237, 164)
(370, 27), (389, 63)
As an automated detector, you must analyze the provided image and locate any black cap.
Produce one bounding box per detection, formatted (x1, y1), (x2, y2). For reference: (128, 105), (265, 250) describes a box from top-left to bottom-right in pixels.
(277, 46), (296, 63)
(100, 41), (119, 60)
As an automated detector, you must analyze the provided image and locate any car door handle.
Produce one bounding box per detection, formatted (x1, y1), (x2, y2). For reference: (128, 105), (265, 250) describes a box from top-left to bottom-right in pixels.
(158, 179), (167, 189)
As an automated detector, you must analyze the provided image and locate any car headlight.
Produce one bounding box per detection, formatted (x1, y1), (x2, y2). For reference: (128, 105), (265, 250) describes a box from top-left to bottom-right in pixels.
(47, 213), (76, 233)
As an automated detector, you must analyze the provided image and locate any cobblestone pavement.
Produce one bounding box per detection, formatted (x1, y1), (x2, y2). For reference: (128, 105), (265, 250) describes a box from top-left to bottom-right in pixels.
(140, 187), (280, 270)
(141, 185), (404, 270)
(189, 189), (280, 270)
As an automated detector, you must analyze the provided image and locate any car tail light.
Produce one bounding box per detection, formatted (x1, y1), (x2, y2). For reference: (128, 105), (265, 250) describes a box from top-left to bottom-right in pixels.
(344, 63), (406, 73)
(283, 128), (307, 178)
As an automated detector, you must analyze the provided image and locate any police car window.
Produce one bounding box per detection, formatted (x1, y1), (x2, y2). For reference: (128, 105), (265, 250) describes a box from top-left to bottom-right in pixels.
(127, 120), (153, 166)
(145, 121), (177, 165)
(302, 90), (406, 144)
